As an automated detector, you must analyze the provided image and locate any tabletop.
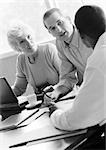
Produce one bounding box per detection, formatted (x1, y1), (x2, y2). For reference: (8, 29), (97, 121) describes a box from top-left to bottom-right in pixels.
(0, 96), (87, 150)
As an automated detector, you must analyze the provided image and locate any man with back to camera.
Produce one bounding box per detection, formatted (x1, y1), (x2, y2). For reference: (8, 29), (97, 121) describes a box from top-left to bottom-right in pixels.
(44, 5), (105, 149)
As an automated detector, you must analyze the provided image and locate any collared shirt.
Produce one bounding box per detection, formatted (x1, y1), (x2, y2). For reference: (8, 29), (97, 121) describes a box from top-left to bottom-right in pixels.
(50, 32), (106, 131)
(55, 28), (93, 89)
(13, 43), (61, 96)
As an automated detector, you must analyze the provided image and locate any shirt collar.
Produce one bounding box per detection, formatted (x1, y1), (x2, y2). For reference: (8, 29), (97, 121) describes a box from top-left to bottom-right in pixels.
(64, 27), (80, 48)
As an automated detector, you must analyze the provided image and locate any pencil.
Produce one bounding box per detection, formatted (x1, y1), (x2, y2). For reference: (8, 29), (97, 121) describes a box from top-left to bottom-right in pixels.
(0, 108), (39, 131)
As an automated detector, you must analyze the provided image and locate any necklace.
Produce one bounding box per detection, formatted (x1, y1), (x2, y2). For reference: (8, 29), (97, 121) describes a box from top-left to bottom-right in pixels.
(28, 56), (35, 64)
(28, 49), (38, 64)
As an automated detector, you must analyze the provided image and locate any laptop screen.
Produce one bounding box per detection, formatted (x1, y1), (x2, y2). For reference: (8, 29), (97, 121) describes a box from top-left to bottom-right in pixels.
(0, 77), (19, 107)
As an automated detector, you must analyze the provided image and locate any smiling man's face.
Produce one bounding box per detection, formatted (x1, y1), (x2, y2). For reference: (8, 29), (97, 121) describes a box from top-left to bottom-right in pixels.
(44, 11), (73, 42)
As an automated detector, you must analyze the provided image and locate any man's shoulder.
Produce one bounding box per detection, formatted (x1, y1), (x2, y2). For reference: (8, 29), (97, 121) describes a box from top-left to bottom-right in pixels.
(56, 39), (66, 53)
(38, 42), (55, 49)
(56, 39), (63, 45)
(38, 42), (57, 54)
(45, 42), (56, 49)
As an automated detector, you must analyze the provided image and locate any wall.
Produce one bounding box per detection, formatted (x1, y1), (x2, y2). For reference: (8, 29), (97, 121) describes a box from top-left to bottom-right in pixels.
(0, 52), (17, 86)
(0, 40), (56, 95)
(0, 52), (37, 95)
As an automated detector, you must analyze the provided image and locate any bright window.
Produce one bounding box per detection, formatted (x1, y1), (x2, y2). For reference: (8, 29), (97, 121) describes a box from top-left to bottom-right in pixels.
(0, 0), (106, 55)
(55, 0), (106, 23)
(0, 0), (53, 55)
(54, 0), (83, 23)
(82, 0), (106, 12)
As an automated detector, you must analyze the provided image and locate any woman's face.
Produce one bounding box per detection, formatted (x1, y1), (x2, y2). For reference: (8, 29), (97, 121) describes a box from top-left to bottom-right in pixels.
(13, 34), (37, 55)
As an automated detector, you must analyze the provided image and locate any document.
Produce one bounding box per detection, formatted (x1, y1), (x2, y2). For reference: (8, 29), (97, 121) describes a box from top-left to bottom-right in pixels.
(9, 101), (87, 148)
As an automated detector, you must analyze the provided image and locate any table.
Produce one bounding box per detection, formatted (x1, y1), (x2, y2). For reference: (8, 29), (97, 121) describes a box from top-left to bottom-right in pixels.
(0, 97), (87, 150)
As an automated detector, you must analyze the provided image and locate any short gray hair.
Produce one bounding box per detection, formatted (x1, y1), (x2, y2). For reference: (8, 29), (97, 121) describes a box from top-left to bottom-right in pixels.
(43, 8), (64, 29)
(7, 22), (34, 52)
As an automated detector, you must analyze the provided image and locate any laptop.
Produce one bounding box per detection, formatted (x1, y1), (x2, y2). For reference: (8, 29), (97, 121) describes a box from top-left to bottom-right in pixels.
(0, 77), (28, 120)
(0, 77), (40, 129)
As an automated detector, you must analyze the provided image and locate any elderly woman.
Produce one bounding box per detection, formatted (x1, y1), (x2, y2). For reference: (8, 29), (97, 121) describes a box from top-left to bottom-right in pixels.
(7, 22), (61, 98)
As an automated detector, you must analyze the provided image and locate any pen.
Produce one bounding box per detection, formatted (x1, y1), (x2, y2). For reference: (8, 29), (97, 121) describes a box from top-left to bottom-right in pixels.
(42, 90), (53, 100)
(0, 124), (27, 132)
(9, 131), (83, 148)
(45, 93), (52, 99)
(0, 108), (39, 132)
(17, 108), (39, 126)
(43, 90), (76, 102)
(9, 111), (50, 148)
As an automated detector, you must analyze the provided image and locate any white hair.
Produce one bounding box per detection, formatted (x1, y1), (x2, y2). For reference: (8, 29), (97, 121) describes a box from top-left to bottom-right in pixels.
(7, 20), (35, 52)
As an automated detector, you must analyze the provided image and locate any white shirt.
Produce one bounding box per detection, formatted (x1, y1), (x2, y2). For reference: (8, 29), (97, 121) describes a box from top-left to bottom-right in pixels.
(50, 32), (106, 131)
